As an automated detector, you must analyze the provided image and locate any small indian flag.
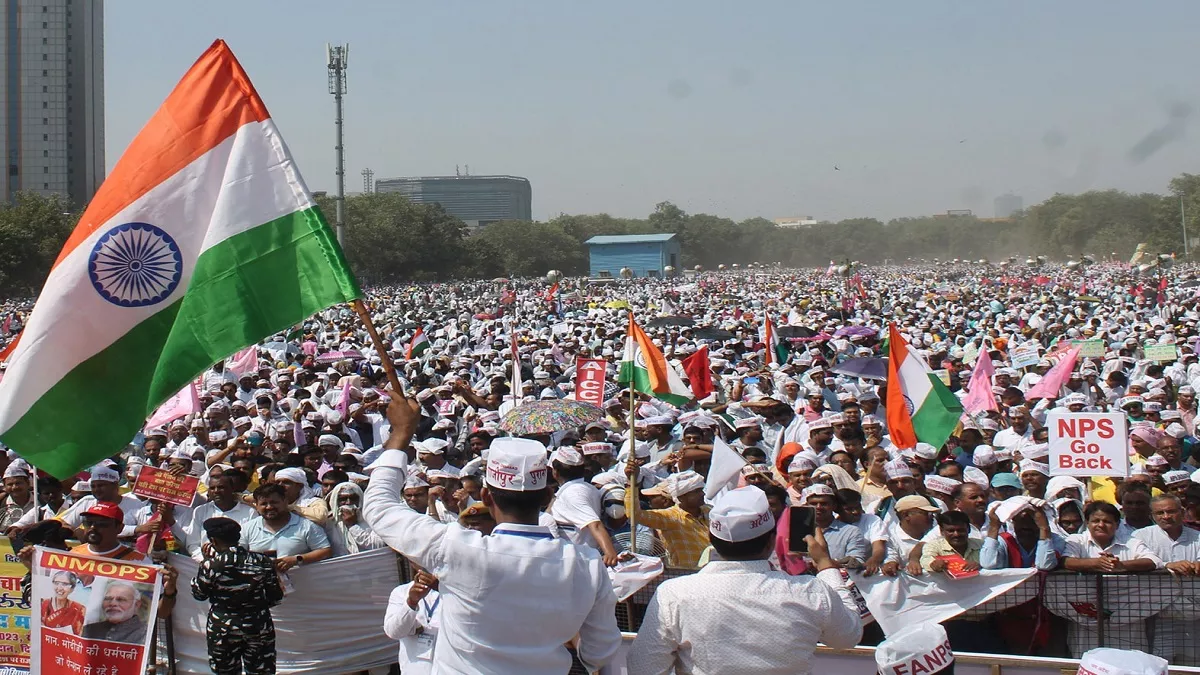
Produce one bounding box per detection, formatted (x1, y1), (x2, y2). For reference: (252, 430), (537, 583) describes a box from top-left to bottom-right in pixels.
(618, 314), (693, 407)
(761, 315), (787, 366)
(407, 327), (430, 359)
(885, 323), (962, 450)
(0, 41), (362, 478)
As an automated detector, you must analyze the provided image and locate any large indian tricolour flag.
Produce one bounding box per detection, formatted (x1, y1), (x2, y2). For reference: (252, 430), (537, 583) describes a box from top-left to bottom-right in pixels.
(885, 323), (962, 451)
(0, 41), (361, 477)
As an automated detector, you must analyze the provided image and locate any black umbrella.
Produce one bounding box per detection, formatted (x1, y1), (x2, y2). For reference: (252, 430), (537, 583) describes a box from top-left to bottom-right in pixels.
(646, 316), (696, 328)
(776, 325), (816, 339)
(693, 327), (735, 341)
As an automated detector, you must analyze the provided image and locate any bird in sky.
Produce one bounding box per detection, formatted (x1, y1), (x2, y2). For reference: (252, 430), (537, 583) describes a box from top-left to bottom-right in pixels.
(834, 165), (840, 171)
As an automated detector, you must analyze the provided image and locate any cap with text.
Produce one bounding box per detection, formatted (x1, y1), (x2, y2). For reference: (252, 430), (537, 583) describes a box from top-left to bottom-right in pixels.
(486, 438), (550, 492)
(875, 622), (954, 675)
(709, 486), (775, 542)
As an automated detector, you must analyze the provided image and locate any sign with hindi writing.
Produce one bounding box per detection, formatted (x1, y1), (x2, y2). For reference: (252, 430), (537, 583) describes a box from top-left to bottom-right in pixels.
(0, 538), (30, 673)
(1009, 343), (1041, 369)
(1070, 339), (1106, 359)
(574, 358), (608, 407)
(932, 369), (951, 386)
(30, 548), (162, 675)
(1144, 344), (1179, 362)
(132, 465), (199, 507)
(1047, 412), (1128, 478)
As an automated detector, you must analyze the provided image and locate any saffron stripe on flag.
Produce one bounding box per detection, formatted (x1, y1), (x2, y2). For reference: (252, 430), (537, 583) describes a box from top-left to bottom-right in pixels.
(54, 41), (269, 266)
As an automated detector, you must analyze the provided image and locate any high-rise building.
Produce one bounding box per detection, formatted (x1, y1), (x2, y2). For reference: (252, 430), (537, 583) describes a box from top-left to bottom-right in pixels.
(0, 0), (104, 207)
(374, 174), (532, 228)
(994, 193), (1023, 218)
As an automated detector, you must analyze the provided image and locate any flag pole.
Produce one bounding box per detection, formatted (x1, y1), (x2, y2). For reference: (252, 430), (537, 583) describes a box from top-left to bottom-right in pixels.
(625, 310), (640, 556)
(350, 300), (406, 395)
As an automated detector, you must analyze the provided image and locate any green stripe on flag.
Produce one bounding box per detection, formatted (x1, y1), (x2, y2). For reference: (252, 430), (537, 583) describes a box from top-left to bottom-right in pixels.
(909, 373), (964, 450)
(618, 362), (692, 407)
(2, 207), (360, 477)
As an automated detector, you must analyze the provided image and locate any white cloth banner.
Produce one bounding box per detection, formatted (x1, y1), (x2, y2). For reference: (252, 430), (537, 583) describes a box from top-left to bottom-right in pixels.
(854, 568), (1036, 635)
(607, 554), (663, 602)
(169, 548), (401, 674)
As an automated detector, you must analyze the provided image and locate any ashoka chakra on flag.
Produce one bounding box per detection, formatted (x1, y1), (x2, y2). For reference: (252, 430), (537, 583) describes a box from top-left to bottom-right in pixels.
(87, 222), (184, 308)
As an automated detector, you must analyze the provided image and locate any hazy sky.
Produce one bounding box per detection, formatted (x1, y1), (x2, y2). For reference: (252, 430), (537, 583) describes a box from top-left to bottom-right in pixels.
(106, 1), (1200, 223)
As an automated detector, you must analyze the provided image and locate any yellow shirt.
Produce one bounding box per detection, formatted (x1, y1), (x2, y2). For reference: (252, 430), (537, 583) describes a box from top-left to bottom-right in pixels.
(858, 476), (891, 502)
(292, 498), (330, 527)
(624, 492), (710, 569)
(1089, 477), (1118, 504)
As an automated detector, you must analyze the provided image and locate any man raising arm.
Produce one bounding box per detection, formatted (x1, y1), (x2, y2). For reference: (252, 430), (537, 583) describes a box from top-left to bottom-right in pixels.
(363, 391), (621, 674)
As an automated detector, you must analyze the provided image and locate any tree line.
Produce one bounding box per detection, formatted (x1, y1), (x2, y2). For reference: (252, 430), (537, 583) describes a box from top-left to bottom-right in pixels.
(2, 173), (1200, 297)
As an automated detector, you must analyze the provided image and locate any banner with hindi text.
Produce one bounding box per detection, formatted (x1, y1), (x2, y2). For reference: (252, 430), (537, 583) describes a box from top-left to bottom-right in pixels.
(0, 538), (29, 674)
(30, 548), (162, 675)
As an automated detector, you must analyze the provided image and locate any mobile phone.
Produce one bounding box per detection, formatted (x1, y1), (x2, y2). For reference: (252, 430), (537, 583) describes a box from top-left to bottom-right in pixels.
(743, 377), (760, 385)
(788, 506), (816, 553)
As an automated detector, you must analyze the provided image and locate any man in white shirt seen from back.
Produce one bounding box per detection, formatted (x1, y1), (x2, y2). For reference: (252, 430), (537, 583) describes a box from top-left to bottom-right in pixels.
(549, 446), (621, 566)
(363, 392), (621, 675)
(628, 486), (862, 674)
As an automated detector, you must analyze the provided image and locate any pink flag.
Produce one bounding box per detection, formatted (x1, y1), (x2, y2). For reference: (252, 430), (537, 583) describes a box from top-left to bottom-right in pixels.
(227, 346), (258, 378)
(336, 377), (354, 418)
(146, 382), (200, 428)
(961, 351), (999, 414)
(1025, 347), (1082, 401)
(1, 314), (10, 335)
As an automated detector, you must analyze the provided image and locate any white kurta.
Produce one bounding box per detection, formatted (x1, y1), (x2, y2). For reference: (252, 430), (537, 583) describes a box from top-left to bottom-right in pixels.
(627, 560), (862, 675)
(362, 449), (621, 675)
(383, 583), (440, 675)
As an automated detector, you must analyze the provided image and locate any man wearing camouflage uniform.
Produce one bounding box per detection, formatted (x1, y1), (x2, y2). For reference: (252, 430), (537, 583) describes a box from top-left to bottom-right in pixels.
(191, 517), (285, 674)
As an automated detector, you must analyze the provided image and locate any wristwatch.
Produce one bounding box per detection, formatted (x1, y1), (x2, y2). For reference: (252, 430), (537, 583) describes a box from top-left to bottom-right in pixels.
(294, 554), (304, 566)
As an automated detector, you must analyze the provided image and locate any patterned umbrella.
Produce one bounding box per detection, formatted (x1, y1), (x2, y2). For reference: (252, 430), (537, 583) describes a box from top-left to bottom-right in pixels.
(501, 399), (606, 435)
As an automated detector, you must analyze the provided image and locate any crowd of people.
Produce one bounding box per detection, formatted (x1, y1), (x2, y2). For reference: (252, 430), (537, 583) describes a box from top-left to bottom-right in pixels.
(1, 260), (1199, 672)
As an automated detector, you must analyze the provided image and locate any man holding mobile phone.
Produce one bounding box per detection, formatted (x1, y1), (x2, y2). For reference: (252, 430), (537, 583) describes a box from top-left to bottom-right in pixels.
(800, 485), (869, 566)
(629, 486), (862, 674)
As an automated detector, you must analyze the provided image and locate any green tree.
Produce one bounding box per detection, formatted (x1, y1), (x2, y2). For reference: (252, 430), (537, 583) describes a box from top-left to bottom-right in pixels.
(470, 220), (588, 277)
(0, 192), (77, 296)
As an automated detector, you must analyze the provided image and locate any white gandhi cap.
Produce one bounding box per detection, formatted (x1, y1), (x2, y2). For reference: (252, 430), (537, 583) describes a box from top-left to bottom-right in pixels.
(708, 486), (775, 542)
(485, 438), (550, 492)
(1077, 648), (1167, 675)
(875, 622), (954, 675)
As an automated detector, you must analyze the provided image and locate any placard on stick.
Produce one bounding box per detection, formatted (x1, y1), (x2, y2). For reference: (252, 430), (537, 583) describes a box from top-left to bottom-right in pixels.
(1009, 343), (1041, 369)
(1047, 412), (1128, 478)
(132, 465), (199, 506)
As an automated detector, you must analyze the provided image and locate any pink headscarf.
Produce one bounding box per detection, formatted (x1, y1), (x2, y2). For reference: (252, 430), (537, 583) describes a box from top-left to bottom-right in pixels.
(773, 506), (809, 576)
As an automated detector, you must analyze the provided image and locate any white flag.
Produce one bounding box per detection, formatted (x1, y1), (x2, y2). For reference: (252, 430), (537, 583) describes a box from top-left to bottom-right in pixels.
(854, 568), (1035, 635)
(705, 436), (746, 500)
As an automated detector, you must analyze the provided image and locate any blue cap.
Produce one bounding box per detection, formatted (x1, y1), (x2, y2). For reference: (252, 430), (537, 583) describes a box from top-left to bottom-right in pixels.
(991, 472), (1022, 490)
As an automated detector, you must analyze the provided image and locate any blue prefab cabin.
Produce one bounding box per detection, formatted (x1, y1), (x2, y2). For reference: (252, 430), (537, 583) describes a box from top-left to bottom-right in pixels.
(585, 234), (681, 279)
